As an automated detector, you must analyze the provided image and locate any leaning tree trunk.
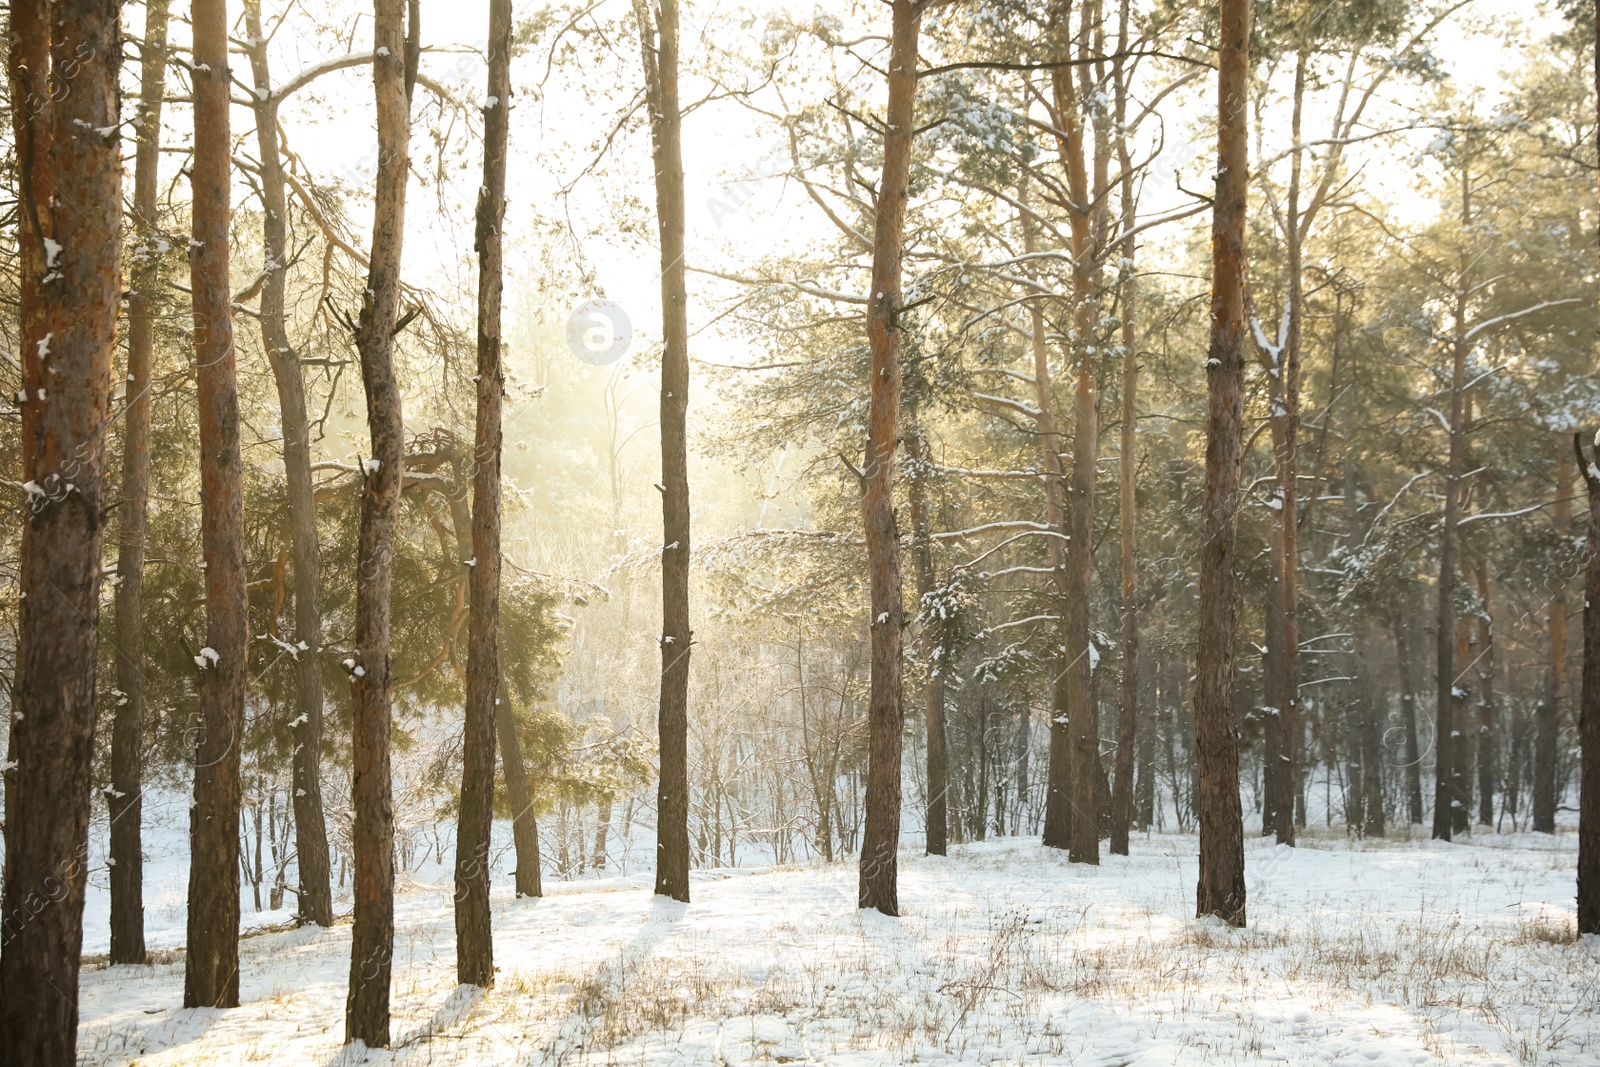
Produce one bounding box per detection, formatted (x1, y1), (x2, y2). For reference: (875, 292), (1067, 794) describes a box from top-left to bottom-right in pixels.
(241, 0), (333, 931)
(633, 0), (693, 903)
(1536, 449), (1571, 833)
(0, 0), (121, 1059)
(455, 0), (511, 987)
(109, 0), (169, 966)
(1575, 433), (1600, 933)
(1193, 0), (1250, 928)
(346, 0), (415, 1046)
(856, 0), (922, 917)
(495, 680), (543, 897)
(185, 0), (247, 1011)
(1109, 0), (1139, 856)
(904, 428), (948, 855)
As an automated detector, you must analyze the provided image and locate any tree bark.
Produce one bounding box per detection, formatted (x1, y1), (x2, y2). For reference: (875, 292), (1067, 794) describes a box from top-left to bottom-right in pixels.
(633, 0), (693, 904)
(1049, 0), (1103, 867)
(1473, 562), (1497, 827)
(1267, 49), (1305, 857)
(1575, 433), (1600, 933)
(1021, 179), (1075, 852)
(1194, 0), (1250, 927)
(345, 0), (415, 1046)
(1536, 449), (1571, 833)
(856, 0), (922, 916)
(495, 680), (542, 896)
(454, 0), (511, 987)
(1109, 0), (1138, 856)
(1393, 615), (1423, 824)
(1433, 164), (1472, 843)
(184, 0), (247, 1011)
(905, 429), (947, 855)
(0, 0), (121, 1058)
(109, 0), (168, 966)
(240, 0), (333, 932)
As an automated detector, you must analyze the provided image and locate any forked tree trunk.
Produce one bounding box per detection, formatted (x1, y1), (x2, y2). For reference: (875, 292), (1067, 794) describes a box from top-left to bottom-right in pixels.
(346, 0), (415, 1046)
(1109, 0), (1138, 855)
(1536, 449), (1571, 833)
(109, 0), (169, 965)
(1194, 0), (1250, 928)
(185, 0), (247, 1011)
(455, 0), (512, 986)
(1575, 432), (1600, 933)
(0, 0), (121, 1058)
(856, 0), (922, 916)
(241, 0), (333, 931)
(633, 0), (693, 903)
(1048, 0), (1103, 866)
(905, 429), (947, 855)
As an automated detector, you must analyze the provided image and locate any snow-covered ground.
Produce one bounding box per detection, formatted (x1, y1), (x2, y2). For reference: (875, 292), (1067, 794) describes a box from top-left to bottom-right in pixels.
(76, 829), (1597, 1066)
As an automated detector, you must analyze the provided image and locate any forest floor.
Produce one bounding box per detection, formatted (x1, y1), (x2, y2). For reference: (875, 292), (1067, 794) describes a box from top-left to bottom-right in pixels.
(75, 828), (1595, 1066)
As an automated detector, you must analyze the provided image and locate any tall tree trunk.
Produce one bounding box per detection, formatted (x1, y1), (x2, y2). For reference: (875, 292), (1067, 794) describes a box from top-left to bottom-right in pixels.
(1575, 432), (1600, 933)
(1474, 563), (1497, 827)
(905, 429), (947, 855)
(185, 0), (246, 1011)
(455, 0), (511, 987)
(1109, 0), (1138, 855)
(496, 680), (542, 897)
(1536, 449), (1571, 833)
(1021, 179), (1075, 852)
(241, 0), (333, 932)
(1433, 166), (1471, 843)
(1261, 524), (1285, 835)
(1194, 0), (1250, 927)
(1395, 615), (1423, 824)
(345, 0), (415, 1045)
(1343, 458), (1384, 837)
(109, 0), (168, 965)
(1049, 0), (1102, 867)
(634, 0), (692, 904)
(0, 0), (121, 1058)
(856, 0), (921, 915)
(1261, 49), (1308, 848)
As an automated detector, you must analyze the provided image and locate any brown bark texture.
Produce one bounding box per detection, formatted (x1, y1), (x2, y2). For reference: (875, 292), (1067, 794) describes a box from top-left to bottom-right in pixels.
(1110, 0), (1139, 856)
(345, 0), (414, 1045)
(109, 0), (168, 965)
(635, 0), (693, 903)
(1194, 0), (1250, 927)
(857, 0), (923, 916)
(455, 0), (512, 986)
(185, 0), (247, 1011)
(1575, 433), (1600, 933)
(0, 0), (122, 1059)
(241, 0), (334, 931)
(905, 429), (947, 855)
(496, 681), (542, 897)
(1537, 450), (1572, 833)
